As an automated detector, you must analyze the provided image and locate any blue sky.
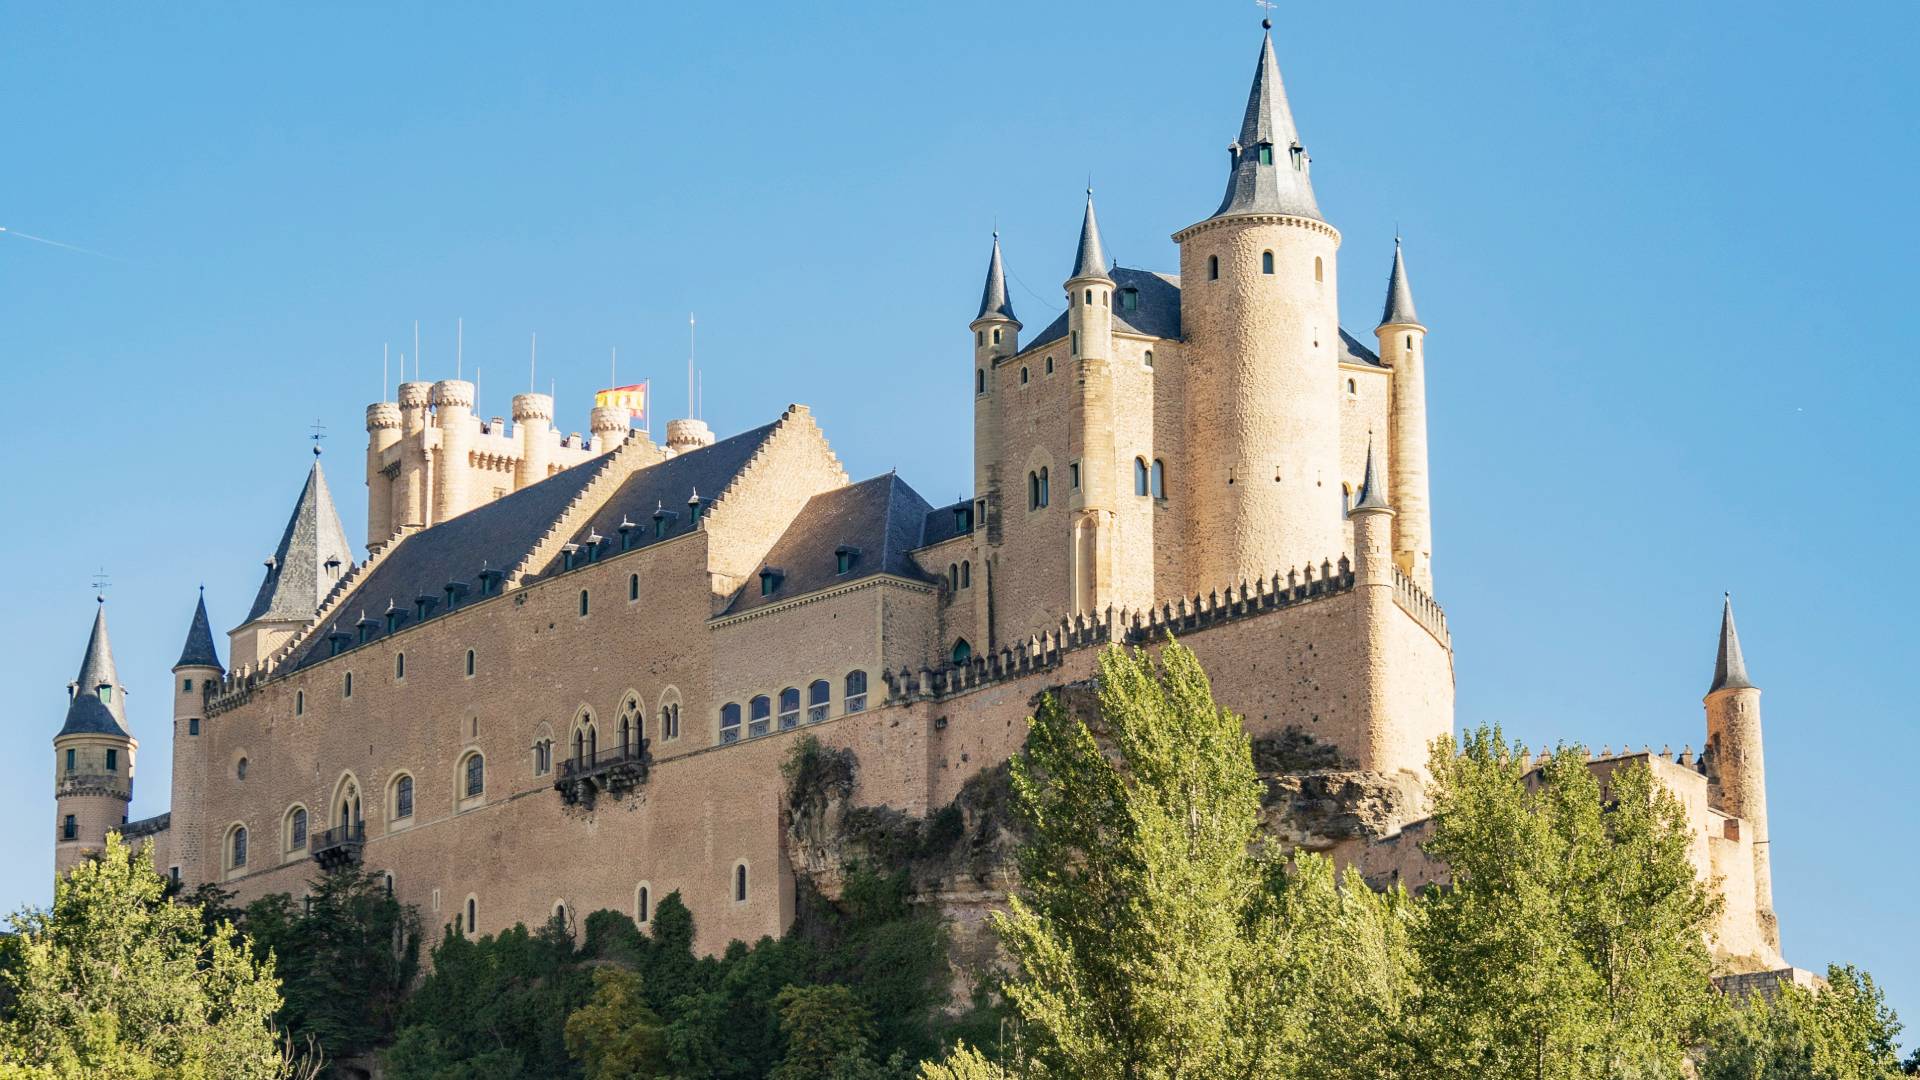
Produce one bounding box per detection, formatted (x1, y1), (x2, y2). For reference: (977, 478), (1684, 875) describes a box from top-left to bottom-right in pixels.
(3, 0), (1915, 1030)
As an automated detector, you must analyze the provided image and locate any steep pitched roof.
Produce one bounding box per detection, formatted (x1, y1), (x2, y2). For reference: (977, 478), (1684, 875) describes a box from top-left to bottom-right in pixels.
(61, 603), (130, 738)
(244, 457), (355, 626)
(174, 591), (223, 671)
(1378, 238), (1421, 328)
(1710, 595), (1755, 693)
(1352, 438), (1389, 511)
(1068, 192), (1112, 283)
(919, 499), (973, 548)
(1024, 267), (1183, 351)
(723, 473), (939, 616)
(975, 233), (1019, 325)
(1208, 29), (1322, 223)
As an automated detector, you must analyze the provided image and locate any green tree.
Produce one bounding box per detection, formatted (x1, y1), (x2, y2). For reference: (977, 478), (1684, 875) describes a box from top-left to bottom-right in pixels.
(0, 833), (292, 1079)
(770, 984), (905, 1080)
(564, 968), (667, 1080)
(1699, 965), (1905, 1079)
(1410, 727), (1720, 1079)
(244, 870), (420, 1063)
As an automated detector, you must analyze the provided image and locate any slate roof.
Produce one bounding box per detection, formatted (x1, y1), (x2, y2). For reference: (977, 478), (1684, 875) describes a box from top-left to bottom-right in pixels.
(1023, 267), (1183, 352)
(245, 458), (356, 626)
(174, 592), (223, 671)
(1353, 439), (1389, 511)
(1378, 238), (1421, 328)
(1069, 193), (1112, 282)
(975, 234), (1019, 325)
(723, 473), (940, 617)
(919, 499), (973, 548)
(1339, 328), (1385, 368)
(1209, 30), (1323, 223)
(1710, 595), (1755, 692)
(61, 603), (130, 738)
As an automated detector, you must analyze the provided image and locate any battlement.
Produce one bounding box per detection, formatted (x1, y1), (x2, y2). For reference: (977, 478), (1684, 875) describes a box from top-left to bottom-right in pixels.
(1391, 568), (1449, 646)
(1519, 743), (1708, 774)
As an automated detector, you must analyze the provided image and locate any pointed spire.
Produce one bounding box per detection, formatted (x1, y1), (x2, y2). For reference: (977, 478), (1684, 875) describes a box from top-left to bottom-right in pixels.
(243, 457), (356, 627)
(1378, 236), (1422, 329)
(1710, 594), (1756, 693)
(61, 600), (130, 738)
(174, 589), (224, 672)
(1209, 26), (1322, 223)
(1068, 190), (1112, 283)
(1353, 437), (1390, 511)
(974, 231), (1019, 325)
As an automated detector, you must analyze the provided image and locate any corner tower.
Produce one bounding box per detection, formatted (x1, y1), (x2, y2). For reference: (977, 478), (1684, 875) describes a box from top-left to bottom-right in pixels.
(1065, 193), (1119, 614)
(971, 232), (1020, 562)
(1375, 238), (1433, 590)
(1705, 596), (1779, 955)
(54, 599), (135, 879)
(170, 590), (223, 884)
(1175, 23), (1344, 591)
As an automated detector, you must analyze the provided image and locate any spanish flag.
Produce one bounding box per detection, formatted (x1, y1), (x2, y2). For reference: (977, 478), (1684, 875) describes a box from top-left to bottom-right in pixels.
(595, 381), (649, 432)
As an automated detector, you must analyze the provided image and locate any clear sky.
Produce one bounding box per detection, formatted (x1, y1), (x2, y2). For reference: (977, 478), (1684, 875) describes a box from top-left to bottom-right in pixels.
(3, 0), (1915, 1032)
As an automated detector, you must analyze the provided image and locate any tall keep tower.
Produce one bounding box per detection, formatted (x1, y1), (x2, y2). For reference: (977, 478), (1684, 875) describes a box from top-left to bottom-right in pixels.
(54, 600), (135, 878)
(1175, 23), (1344, 590)
(1705, 596), (1779, 956)
(1376, 239), (1434, 590)
(1064, 193), (1119, 614)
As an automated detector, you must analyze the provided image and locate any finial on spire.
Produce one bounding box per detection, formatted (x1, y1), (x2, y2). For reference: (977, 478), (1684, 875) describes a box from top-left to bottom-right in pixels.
(1068, 189), (1111, 284)
(1203, 20), (1321, 223)
(1710, 593), (1755, 693)
(975, 230), (1019, 325)
(1377, 236), (1422, 329)
(310, 418), (328, 458)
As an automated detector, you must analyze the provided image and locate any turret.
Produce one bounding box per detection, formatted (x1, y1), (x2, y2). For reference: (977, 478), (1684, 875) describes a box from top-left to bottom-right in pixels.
(1175, 23), (1344, 592)
(1704, 595), (1778, 954)
(169, 590), (223, 885)
(396, 381), (432, 528)
(589, 405), (631, 455)
(430, 379), (477, 522)
(365, 401), (402, 549)
(1065, 192), (1119, 613)
(512, 392), (556, 488)
(970, 232), (1019, 580)
(54, 599), (135, 879)
(665, 418), (716, 455)
(230, 449), (356, 671)
(1376, 238), (1433, 591)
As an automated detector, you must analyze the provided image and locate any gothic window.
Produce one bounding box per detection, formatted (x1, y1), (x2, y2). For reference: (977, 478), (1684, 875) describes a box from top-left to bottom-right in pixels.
(466, 896), (477, 933)
(1084, 288), (1093, 304)
(844, 671), (868, 714)
(1151, 459), (1166, 500)
(1039, 467), (1050, 507)
(394, 775), (414, 819)
(619, 699), (639, 755)
(579, 589), (590, 617)
(992, 328), (1002, 344)
(343, 672), (353, 698)
(1262, 251), (1275, 275)
(961, 560), (971, 588)
(463, 753), (485, 799)
(629, 573), (640, 602)
(1346, 378), (1356, 395)
(236, 756), (248, 780)
(734, 863), (749, 903)
(636, 884), (651, 924)
(951, 639), (973, 666)
(288, 807), (307, 851)
(1045, 355), (1055, 374)
(748, 695), (771, 738)
(948, 563), (959, 591)
(1208, 255), (1219, 280)
(466, 649), (476, 677)
(230, 826), (249, 869)
(778, 687), (800, 730)
(976, 330), (984, 346)
(1028, 472), (1039, 510)
(1020, 366), (1029, 384)
(808, 680), (830, 723)
(720, 703), (742, 744)
(1135, 457), (1150, 496)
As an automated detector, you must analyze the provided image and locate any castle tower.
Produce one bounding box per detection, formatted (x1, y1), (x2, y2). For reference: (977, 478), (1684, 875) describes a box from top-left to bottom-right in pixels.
(430, 379), (477, 522)
(1065, 192), (1118, 614)
(971, 233), (1019, 559)
(513, 392), (556, 487)
(1345, 442), (1399, 769)
(396, 380), (433, 528)
(1375, 238), (1433, 590)
(1174, 23), (1343, 591)
(589, 405), (632, 455)
(230, 449), (356, 671)
(665, 418), (716, 455)
(1705, 596), (1778, 954)
(170, 590), (223, 884)
(54, 600), (136, 879)
(365, 400), (402, 548)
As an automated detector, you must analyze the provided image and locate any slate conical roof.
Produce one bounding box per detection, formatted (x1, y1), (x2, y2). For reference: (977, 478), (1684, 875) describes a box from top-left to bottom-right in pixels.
(1709, 595), (1755, 693)
(1378, 237), (1422, 329)
(974, 232), (1019, 325)
(1210, 28), (1323, 223)
(1353, 438), (1390, 512)
(174, 590), (224, 671)
(1068, 191), (1112, 283)
(60, 601), (130, 738)
(244, 456), (355, 626)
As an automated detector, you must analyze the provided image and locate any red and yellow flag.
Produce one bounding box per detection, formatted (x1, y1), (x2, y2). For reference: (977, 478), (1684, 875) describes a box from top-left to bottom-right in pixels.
(594, 381), (649, 432)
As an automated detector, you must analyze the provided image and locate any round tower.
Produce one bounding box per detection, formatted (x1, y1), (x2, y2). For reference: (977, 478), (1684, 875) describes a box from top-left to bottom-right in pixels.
(431, 379), (476, 522)
(589, 405), (631, 455)
(1704, 596), (1779, 955)
(512, 392), (555, 488)
(665, 418), (716, 455)
(1064, 192), (1118, 615)
(1375, 238), (1433, 591)
(54, 600), (136, 880)
(396, 381), (433, 528)
(365, 401), (402, 548)
(1175, 24), (1343, 592)
(971, 231), (1020, 559)
(170, 590), (223, 885)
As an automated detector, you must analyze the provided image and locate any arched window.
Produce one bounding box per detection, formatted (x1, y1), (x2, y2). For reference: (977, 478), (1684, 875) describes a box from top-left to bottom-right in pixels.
(778, 687), (800, 730)
(1084, 288), (1093, 304)
(720, 703), (742, 744)
(394, 774), (414, 820)
(343, 672), (353, 698)
(465, 649), (476, 677)
(659, 689), (683, 741)
(1045, 355), (1055, 374)
(992, 328), (1001, 344)
(1039, 467), (1049, 507)
(975, 329), (983, 346)
(629, 573), (640, 602)
(807, 679), (830, 723)
(1406, 333), (1414, 350)
(952, 639), (973, 666)
(1020, 365), (1029, 384)
(1071, 331), (1079, 355)
(1144, 349), (1154, 369)
(236, 757), (249, 781)
(636, 883), (652, 924)
(578, 589), (590, 617)
(1261, 251), (1275, 275)
(1346, 378), (1356, 394)
(960, 561), (971, 588)
(287, 807), (307, 851)
(1028, 471), (1040, 510)
(463, 753), (485, 799)
(1314, 256), (1324, 282)
(734, 863), (749, 903)
(948, 563), (959, 591)
(1134, 457), (1150, 496)
(553, 901), (568, 927)
(1208, 255), (1219, 280)
(619, 697), (639, 755)
(975, 369), (985, 394)
(466, 896), (477, 934)
(1151, 459), (1166, 500)
(295, 690), (304, 716)
(395, 652), (406, 680)
(230, 826), (249, 869)
(844, 671), (868, 713)
(748, 695), (771, 738)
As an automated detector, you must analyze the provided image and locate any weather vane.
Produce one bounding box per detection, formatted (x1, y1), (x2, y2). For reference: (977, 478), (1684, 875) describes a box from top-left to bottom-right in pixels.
(310, 419), (328, 457)
(90, 567), (111, 603)
(1254, 0), (1276, 27)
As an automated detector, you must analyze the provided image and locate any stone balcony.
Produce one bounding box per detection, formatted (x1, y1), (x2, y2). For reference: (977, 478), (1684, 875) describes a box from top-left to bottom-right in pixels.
(553, 742), (649, 808)
(311, 821), (366, 871)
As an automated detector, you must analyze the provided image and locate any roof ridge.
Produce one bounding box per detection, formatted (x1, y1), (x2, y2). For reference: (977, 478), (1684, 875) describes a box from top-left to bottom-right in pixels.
(508, 432), (669, 587)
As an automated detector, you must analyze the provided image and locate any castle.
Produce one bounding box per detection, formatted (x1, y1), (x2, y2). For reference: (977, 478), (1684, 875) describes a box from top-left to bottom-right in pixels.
(51, 23), (1791, 978)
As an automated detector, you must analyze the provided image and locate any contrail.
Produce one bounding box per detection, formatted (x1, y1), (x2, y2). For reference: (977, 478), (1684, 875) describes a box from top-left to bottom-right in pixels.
(0, 226), (124, 262)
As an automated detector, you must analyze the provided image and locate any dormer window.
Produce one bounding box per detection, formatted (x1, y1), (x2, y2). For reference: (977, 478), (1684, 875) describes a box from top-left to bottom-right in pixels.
(327, 629), (353, 657)
(444, 581), (469, 611)
(618, 517), (638, 551)
(759, 569), (784, 596)
(414, 595), (437, 621)
(1120, 287), (1139, 312)
(953, 505), (973, 533)
(687, 497), (703, 524)
(356, 618), (376, 644)
(1290, 142), (1305, 171)
(835, 546), (860, 575)
(1257, 142), (1273, 166)
(324, 556), (343, 577)
(561, 543), (582, 571)
(583, 532), (605, 562)
(385, 608), (406, 633)
(477, 568), (504, 597)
